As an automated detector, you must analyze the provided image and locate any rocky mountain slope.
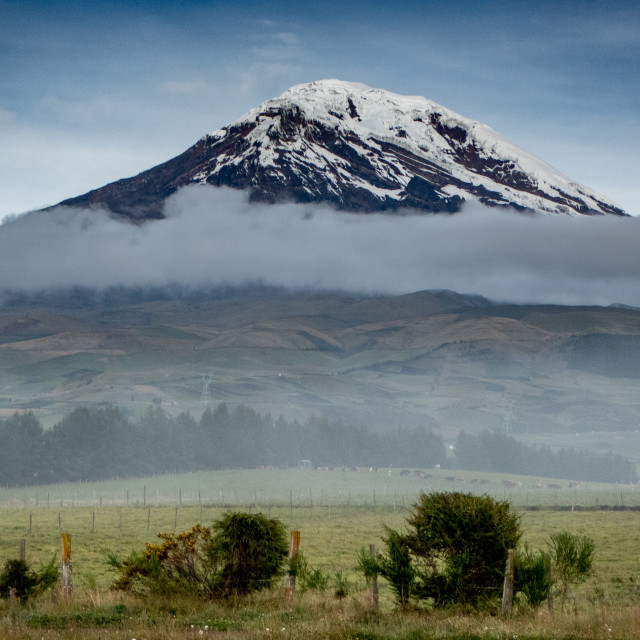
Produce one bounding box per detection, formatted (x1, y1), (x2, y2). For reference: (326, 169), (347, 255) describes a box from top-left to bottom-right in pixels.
(57, 80), (626, 220)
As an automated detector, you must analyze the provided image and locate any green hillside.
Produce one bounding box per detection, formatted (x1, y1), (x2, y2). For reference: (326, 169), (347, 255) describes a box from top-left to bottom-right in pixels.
(1, 287), (640, 459)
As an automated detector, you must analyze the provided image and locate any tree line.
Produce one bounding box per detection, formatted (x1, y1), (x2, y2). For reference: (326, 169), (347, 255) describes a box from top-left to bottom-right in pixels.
(0, 405), (636, 487)
(455, 429), (638, 484)
(0, 405), (445, 486)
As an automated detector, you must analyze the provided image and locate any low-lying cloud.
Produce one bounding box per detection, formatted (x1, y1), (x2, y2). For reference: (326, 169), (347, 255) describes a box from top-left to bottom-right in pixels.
(1, 185), (639, 307)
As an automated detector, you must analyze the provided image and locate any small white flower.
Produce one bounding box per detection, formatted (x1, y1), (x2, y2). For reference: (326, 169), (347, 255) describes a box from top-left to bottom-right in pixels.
(191, 625), (195, 629)
(199, 631), (204, 636)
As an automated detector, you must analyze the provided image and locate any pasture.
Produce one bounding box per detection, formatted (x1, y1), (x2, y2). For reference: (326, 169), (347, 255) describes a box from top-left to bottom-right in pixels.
(2, 468), (640, 639)
(1, 467), (640, 587)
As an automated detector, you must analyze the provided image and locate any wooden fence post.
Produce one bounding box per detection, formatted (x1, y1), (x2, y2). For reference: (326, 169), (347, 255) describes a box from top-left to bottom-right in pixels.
(284, 530), (301, 600)
(61, 533), (72, 598)
(19, 539), (26, 561)
(501, 548), (514, 616)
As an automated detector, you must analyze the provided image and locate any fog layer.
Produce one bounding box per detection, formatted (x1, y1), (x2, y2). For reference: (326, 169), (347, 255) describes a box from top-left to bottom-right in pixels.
(1, 186), (638, 306)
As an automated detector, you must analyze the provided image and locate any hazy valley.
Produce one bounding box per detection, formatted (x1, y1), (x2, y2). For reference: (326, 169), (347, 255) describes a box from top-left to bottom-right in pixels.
(2, 286), (639, 463)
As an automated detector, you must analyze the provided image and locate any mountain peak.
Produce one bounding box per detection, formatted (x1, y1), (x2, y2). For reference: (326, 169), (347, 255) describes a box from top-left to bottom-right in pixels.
(57, 80), (627, 220)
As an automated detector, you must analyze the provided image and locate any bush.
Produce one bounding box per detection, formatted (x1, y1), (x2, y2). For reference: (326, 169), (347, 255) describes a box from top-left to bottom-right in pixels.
(379, 492), (521, 608)
(110, 513), (288, 600)
(333, 571), (350, 599)
(514, 545), (552, 608)
(548, 530), (595, 611)
(109, 523), (215, 597)
(0, 557), (59, 603)
(209, 512), (288, 597)
(291, 552), (329, 593)
(376, 527), (415, 607)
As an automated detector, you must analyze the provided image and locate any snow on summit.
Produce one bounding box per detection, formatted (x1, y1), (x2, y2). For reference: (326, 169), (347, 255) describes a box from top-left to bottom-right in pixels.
(57, 80), (626, 220)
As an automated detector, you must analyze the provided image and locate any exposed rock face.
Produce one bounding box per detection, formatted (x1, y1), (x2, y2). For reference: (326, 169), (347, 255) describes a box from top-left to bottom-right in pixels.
(57, 80), (627, 221)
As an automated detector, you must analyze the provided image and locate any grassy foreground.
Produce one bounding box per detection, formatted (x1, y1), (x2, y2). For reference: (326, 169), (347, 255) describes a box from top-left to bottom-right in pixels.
(1, 499), (640, 639)
(3, 591), (640, 640)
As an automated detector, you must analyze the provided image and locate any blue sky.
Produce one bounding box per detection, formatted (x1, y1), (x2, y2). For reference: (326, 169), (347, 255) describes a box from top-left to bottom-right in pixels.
(1, 0), (639, 220)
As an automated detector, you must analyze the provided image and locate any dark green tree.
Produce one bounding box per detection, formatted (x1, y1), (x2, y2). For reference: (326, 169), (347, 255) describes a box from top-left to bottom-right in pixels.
(381, 492), (521, 608)
(208, 512), (289, 597)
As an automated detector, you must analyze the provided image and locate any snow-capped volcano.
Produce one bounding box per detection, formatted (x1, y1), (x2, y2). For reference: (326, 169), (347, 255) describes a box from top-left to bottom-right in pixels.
(58, 79), (626, 219)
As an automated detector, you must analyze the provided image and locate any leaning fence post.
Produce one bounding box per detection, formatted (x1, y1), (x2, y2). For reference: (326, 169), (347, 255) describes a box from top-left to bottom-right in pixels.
(284, 530), (301, 600)
(61, 532), (72, 598)
(501, 548), (514, 616)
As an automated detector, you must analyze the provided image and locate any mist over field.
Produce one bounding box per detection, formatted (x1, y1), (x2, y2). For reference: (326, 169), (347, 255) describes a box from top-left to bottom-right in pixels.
(1, 185), (639, 307)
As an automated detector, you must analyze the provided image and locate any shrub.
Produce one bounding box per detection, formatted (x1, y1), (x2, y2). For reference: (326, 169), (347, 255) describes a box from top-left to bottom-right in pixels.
(0, 557), (59, 603)
(548, 530), (595, 611)
(110, 513), (288, 600)
(379, 492), (521, 608)
(333, 571), (350, 599)
(209, 512), (288, 597)
(376, 527), (415, 607)
(109, 523), (215, 598)
(291, 552), (329, 593)
(514, 545), (552, 608)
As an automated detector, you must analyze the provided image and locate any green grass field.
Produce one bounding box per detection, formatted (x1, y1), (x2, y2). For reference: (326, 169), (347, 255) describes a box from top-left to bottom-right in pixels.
(2, 469), (640, 639)
(3, 466), (640, 509)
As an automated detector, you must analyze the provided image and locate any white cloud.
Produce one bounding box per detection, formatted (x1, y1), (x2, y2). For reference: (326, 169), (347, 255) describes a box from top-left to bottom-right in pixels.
(1, 185), (639, 307)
